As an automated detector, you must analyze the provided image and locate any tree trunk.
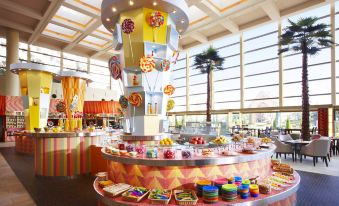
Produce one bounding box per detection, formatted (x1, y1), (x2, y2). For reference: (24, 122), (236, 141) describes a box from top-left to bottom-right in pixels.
(206, 69), (211, 123)
(301, 52), (310, 141)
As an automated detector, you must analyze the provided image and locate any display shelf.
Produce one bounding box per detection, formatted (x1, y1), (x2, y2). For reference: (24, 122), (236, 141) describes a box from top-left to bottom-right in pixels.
(101, 146), (275, 167)
(93, 171), (300, 206)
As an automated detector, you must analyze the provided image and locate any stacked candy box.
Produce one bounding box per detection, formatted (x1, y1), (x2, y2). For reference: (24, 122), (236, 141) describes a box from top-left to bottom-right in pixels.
(234, 176), (242, 187)
(196, 180), (211, 197)
(249, 184), (259, 197)
(212, 178), (228, 195)
(174, 190), (198, 205)
(148, 189), (172, 205)
(238, 185), (250, 199)
(221, 184), (237, 202)
(202, 186), (219, 204)
(122, 187), (149, 202)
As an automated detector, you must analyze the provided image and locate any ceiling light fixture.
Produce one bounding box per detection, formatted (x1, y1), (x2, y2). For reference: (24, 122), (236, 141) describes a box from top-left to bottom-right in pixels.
(181, 19), (185, 24)
(112, 7), (117, 12)
(106, 18), (110, 21)
(172, 9), (177, 14)
(153, 1), (157, 6)
(129, 0), (134, 6)
(179, 29), (182, 33)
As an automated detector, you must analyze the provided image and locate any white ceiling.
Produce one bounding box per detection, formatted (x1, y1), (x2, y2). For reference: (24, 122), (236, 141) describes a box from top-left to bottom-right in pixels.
(0, 0), (331, 61)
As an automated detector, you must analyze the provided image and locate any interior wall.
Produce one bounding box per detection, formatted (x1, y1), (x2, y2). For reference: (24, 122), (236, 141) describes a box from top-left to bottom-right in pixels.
(50, 83), (118, 101)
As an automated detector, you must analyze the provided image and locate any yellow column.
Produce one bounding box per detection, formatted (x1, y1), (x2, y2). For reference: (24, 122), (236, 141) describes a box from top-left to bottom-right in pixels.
(0, 29), (20, 96)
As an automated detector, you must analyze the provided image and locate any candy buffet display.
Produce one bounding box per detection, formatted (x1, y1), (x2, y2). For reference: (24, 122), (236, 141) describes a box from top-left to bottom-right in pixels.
(148, 189), (172, 204)
(103, 183), (132, 197)
(189, 136), (206, 145)
(174, 190), (198, 205)
(122, 187), (149, 203)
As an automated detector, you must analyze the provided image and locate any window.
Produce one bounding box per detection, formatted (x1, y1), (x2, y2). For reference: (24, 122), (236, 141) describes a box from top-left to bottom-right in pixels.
(30, 45), (61, 69)
(89, 59), (111, 90)
(171, 52), (187, 112)
(63, 52), (87, 72)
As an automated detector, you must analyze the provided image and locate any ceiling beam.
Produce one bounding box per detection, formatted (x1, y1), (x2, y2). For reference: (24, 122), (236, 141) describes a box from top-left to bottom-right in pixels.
(0, 0), (43, 20)
(0, 19), (34, 33)
(191, 32), (208, 43)
(29, 0), (65, 44)
(261, 0), (280, 21)
(91, 44), (118, 58)
(220, 18), (239, 33)
(187, 0), (220, 18)
(62, 1), (99, 18)
(63, 19), (102, 52)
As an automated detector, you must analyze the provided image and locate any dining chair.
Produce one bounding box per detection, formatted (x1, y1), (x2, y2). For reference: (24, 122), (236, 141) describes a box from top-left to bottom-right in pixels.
(300, 138), (330, 167)
(273, 138), (295, 162)
(278, 134), (293, 142)
(290, 133), (301, 140)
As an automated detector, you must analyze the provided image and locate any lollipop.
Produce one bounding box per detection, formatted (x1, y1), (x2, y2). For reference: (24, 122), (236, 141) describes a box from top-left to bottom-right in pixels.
(149, 11), (164, 28)
(167, 99), (175, 111)
(161, 59), (170, 72)
(122, 19), (135, 34)
(164, 85), (175, 96)
(56, 101), (66, 113)
(140, 56), (155, 73)
(108, 56), (121, 80)
(119, 96), (129, 109)
(128, 93), (143, 107)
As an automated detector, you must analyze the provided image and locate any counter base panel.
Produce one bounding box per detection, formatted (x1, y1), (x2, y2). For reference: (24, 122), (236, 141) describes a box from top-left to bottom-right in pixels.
(15, 135), (35, 154)
(107, 157), (271, 190)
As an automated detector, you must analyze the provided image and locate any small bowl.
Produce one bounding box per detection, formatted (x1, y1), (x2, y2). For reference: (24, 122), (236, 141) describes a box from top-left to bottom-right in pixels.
(34, 128), (41, 133)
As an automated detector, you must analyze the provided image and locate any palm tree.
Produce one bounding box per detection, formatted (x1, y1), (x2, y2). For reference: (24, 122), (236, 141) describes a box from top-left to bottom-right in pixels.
(278, 17), (333, 141)
(193, 46), (224, 123)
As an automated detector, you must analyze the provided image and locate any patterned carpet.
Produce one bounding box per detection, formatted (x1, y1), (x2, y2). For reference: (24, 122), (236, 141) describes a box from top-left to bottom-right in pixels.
(1, 147), (339, 206)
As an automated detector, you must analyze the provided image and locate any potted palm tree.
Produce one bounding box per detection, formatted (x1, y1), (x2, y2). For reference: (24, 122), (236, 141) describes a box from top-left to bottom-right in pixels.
(193, 46), (224, 125)
(278, 17), (333, 141)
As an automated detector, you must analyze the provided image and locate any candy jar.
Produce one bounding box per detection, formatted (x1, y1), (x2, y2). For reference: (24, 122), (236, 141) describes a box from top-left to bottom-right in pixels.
(126, 143), (135, 152)
(163, 147), (176, 159)
(146, 147), (158, 158)
(118, 142), (126, 150)
(181, 148), (193, 159)
(136, 145), (146, 155)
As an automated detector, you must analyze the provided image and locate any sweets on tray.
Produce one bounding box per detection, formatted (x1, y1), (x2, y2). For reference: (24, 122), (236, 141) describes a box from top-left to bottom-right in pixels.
(271, 159), (281, 167)
(148, 189), (172, 205)
(103, 183), (132, 197)
(202, 186), (219, 204)
(249, 184), (259, 197)
(174, 190), (198, 205)
(202, 149), (214, 157)
(258, 181), (271, 194)
(99, 180), (113, 188)
(122, 187), (149, 203)
(272, 163), (294, 174)
(163, 148), (176, 159)
(181, 149), (193, 159)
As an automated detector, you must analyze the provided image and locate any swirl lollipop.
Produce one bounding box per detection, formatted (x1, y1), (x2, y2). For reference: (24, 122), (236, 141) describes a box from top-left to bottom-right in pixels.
(164, 85), (175, 96)
(108, 56), (121, 80)
(122, 18), (135, 63)
(167, 99), (175, 111)
(149, 11), (164, 28)
(161, 59), (170, 72)
(122, 19), (135, 34)
(128, 93), (143, 107)
(119, 96), (129, 109)
(140, 56), (155, 73)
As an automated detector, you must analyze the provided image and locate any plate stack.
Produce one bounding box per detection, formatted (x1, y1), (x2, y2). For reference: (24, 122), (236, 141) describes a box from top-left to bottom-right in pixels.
(202, 186), (219, 204)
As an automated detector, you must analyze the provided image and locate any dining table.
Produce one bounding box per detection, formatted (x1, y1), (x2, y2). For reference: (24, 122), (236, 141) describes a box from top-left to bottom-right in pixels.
(282, 139), (311, 160)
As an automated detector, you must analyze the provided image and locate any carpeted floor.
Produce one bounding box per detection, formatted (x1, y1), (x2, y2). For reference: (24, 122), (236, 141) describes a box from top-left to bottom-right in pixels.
(1, 147), (339, 206)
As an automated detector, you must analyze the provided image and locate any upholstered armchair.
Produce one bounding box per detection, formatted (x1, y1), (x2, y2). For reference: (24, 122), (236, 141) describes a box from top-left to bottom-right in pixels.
(274, 138), (295, 161)
(278, 134), (293, 142)
(300, 138), (330, 167)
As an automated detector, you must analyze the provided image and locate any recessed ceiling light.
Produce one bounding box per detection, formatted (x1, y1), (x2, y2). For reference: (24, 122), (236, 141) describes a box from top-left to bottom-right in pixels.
(112, 7), (117, 12)
(181, 19), (185, 24)
(172, 9), (177, 14)
(106, 18), (110, 21)
(129, 0), (134, 6)
(153, 1), (157, 6)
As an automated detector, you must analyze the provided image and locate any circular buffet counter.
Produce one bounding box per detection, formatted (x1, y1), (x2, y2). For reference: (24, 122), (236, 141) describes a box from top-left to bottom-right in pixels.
(14, 131), (106, 176)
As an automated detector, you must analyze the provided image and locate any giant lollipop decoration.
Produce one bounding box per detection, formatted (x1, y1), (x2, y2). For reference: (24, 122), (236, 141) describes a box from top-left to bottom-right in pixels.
(167, 99), (175, 112)
(148, 11), (164, 42)
(139, 55), (155, 91)
(108, 56), (121, 80)
(122, 18), (135, 63)
(128, 92), (143, 132)
(119, 95), (129, 109)
(164, 85), (175, 96)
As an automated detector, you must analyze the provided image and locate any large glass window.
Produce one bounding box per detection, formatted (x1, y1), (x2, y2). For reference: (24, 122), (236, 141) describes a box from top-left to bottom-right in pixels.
(63, 52), (87, 72)
(171, 52), (187, 112)
(243, 22), (279, 108)
(30, 45), (61, 69)
(89, 59), (111, 90)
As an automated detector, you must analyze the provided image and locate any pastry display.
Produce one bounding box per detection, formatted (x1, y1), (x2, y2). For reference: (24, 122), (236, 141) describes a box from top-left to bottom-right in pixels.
(174, 190), (198, 205)
(272, 163), (293, 174)
(232, 134), (243, 142)
(221, 184), (237, 202)
(189, 136), (206, 145)
(103, 183), (132, 197)
(122, 187), (149, 203)
(148, 189), (172, 205)
(202, 186), (219, 204)
(99, 180), (114, 188)
(212, 136), (228, 145)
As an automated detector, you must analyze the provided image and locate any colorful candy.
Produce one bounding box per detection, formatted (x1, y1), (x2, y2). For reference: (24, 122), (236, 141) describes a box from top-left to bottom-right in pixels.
(122, 19), (135, 34)
(128, 92), (142, 107)
(221, 184), (237, 202)
(250, 184), (260, 197)
(126, 144), (135, 152)
(181, 149), (192, 159)
(164, 85), (175, 96)
(140, 55), (155, 73)
(163, 148), (175, 159)
(136, 145), (146, 154)
(149, 11), (164, 28)
(161, 59), (170, 71)
(196, 180), (211, 197)
(202, 186), (218, 204)
(119, 96), (129, 109)
(108, 55), (121, 80)
(149, 189), (171, 200)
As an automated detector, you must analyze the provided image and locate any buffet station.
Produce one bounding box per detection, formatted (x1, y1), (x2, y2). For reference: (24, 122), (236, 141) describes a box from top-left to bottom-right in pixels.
(93, 0), (300, 205)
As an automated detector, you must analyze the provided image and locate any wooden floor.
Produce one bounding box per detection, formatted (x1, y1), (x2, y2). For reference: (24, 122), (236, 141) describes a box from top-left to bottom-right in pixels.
(0, 152), (36, 206)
